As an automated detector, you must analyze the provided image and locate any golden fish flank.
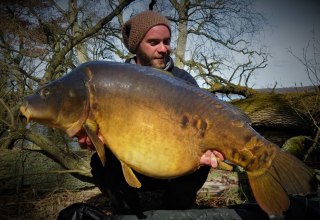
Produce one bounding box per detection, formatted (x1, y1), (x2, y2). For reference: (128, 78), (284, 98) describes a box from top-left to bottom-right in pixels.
(20, 61), (317, 217)
(180, 113), (209, 138)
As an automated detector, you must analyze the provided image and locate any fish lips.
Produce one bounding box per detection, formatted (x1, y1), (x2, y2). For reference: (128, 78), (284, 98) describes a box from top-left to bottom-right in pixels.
(20, 105), (31, 123)
(19, 99), (58, 126)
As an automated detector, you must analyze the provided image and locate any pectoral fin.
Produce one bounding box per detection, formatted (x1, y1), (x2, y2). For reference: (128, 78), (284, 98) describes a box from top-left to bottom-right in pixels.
(120, 161), (142, 188)
(83, 122), (106, 166)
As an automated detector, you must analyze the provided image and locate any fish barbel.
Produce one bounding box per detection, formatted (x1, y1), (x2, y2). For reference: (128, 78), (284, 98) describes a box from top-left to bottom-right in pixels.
(20, 61), (316, 217)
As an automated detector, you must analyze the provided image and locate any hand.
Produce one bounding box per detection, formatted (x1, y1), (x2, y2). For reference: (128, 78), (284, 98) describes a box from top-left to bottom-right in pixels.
(200, 150), (225, 168)
(76, 130), (104, 151)
(77, 134), (95, 150)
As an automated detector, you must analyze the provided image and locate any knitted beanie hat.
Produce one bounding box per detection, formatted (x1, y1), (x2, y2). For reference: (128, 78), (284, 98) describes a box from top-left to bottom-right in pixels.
(122, 11), (171, 54)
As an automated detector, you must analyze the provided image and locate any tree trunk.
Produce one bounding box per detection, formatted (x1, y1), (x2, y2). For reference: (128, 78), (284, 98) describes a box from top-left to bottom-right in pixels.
(232, 91), (315, 130)
(2, 128), (92, 176)
(173, 0), (189, 69)
(232, 90), (319, 147)
(0, 149), (94, 194)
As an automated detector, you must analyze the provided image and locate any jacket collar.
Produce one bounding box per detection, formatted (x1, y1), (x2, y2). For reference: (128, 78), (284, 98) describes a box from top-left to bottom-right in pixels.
(125, 56), (174, 71)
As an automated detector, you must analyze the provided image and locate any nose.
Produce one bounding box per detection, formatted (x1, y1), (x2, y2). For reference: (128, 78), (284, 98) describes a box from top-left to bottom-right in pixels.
(157, 42), (168, 53)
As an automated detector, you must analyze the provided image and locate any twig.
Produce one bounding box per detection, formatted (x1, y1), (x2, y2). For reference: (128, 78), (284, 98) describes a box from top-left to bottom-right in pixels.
(0, 98), (15, 128)
(303, 128), (320, 162)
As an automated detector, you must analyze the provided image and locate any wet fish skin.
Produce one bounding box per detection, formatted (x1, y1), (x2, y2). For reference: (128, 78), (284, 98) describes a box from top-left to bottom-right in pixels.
(20, 61), (316, 217)
(20, 68), (90, 137)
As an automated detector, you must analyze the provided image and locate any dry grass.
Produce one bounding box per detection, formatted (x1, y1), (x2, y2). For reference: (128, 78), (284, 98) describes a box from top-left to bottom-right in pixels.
(0, 186), (244, 220)
(0, 187), (112, 220)
(0, 170), (250, 219)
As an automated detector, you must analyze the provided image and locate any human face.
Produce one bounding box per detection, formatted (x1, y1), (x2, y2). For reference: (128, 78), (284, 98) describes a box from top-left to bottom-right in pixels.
(136, 25), (171, 69)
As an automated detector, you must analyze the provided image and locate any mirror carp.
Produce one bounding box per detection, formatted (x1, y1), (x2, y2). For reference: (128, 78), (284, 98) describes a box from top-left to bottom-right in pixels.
(20, 61), (316, 217)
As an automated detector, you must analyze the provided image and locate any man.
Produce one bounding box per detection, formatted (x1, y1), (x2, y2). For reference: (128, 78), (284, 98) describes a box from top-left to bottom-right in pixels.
(79, 11), (224, 215)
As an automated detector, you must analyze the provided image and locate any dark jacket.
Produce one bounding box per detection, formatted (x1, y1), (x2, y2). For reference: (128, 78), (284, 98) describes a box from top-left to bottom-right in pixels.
(125, 56), (199, 87)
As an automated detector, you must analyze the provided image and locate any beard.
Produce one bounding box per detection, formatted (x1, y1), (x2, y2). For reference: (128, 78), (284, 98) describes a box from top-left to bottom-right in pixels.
(136, 49), (169, 69)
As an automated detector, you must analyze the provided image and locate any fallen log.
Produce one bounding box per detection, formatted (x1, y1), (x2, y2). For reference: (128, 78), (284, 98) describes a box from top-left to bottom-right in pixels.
(0, 149), (94, 194)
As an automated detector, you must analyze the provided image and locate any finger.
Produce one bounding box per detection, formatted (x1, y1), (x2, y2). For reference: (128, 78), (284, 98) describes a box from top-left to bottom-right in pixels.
(78, 136), (87, 149)
(213, 150), (224, 161)
(210, 153), (218, 168)
(86, 137), (95, 150)
(199, 151), (212, 166)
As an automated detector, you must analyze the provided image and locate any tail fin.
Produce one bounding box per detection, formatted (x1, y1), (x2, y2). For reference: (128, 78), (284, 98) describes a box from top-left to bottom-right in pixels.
(248, 151), (317, 217)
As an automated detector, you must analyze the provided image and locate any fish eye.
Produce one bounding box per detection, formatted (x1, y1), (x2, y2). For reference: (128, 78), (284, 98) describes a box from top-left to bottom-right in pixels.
(40, 88), (50, 98)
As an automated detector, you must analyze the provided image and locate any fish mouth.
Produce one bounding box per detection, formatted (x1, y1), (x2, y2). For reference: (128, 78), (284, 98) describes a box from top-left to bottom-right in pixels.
(20, 105), (31, 123)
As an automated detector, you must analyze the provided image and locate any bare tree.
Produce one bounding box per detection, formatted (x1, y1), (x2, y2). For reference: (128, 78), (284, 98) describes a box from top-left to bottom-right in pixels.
(0, 0), (289, 184)
(152, 0), (268, 98)
(288, 30), (320, 161)
(0, 0), (135, 175)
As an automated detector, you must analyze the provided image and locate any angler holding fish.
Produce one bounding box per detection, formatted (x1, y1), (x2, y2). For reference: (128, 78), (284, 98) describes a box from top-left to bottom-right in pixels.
(84, 11), (226, 214)
(39, 11), (226, 214)
(20, 11), (317, 218)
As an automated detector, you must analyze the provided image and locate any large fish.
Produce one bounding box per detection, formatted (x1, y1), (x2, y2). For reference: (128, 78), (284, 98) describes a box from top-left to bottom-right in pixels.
(20, 61), (316, 217)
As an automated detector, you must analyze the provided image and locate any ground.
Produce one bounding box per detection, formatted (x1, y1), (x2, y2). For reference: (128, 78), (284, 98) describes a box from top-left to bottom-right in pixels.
(0, 167), (247, 219)
(1, 186), (243, 220)
(0, 187), (110, 220)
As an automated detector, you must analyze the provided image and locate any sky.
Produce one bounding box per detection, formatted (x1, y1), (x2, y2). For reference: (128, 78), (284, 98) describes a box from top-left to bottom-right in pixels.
(251, 0), (320, 88)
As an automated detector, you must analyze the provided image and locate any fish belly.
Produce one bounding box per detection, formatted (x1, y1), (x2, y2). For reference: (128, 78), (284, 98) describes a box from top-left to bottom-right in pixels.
(97, 98), (202, 179)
